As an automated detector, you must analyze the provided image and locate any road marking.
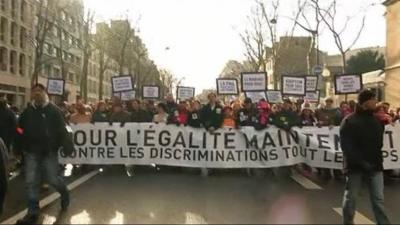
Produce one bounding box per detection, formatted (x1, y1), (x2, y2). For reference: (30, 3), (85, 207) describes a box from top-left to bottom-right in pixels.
(1, 170), (100, 225)
(185, 212), (208, 224)
(333, 207), (375, 225)
(291, 171), (323, 190)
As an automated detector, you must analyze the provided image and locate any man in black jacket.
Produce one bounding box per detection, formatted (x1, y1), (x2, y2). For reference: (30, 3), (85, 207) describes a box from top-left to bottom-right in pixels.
(236, 98), (258, 127)
(340, 89), (390, 225)
(0, 138), (8, 216)
(0, 94), (17, 150)
(16, 84), (70, 224)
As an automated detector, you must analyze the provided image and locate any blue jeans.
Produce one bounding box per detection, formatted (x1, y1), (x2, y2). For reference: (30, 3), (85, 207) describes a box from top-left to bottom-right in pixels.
(342, 171), (390, 225)
(24, 152), (69, 215)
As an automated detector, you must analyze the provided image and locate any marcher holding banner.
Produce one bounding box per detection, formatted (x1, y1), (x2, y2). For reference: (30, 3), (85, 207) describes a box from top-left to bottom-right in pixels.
(340, 90), (390, 225)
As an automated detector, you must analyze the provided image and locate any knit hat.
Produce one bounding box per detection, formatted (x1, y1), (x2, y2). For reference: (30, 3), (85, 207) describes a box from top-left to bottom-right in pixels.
(301, 102), (313, 112)
(358, 89), (376, 105)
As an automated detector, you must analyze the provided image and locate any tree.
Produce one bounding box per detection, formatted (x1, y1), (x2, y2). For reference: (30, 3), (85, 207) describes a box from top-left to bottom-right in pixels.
(346, 50), (385, 74)
(80, 10), (95, 103)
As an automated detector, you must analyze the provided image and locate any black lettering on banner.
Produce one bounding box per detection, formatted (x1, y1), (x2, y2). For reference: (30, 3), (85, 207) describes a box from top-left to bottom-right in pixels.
(183, 149), (191, 160)
(189, 132), (199, 148)
(323, 151), (332, 162)
(262, 132), (276, 148)
(98, 147), (105, 158)
(260, 151), (268, 161)
(79, 147), (88, 158)
(90, 130), (101, 145)
(317, 134), (330, 149)
(164, 148), (173, 159)
(291, 130), (299, 144)
(250, 151), (258, 161)
(174, 148), (182, 160)
(243, 134), (259, 149)
(234, 150), (243, 161)
(159, 130), (171, 146)
(107, 147), (115, 158)
(144, 130), (156, 146)
(303, 133), (313, 147)
(120, 147), (127, 158)
(105, 130), (117, 146)
(224, 132), (235, 149)
(391, 150), (398, 162)
(202, 132), (207, 149)
(308, 148), (317, 160)
(334, 152), (343, 163)
(74, 130), (86, 146)
(282, 147), (290, 158)
(270, 149), (278, 160)
(277, 130), (283, 146)
(127, 130), (138, 146)
(385, 131), (394, 149)
(173, 132), (186, 148)
(198, 150), (208, 161)
(216, 151), (224, 162)
(334, 134), (341, 151)
(137, 148), (144, 158)
(150, 148), (158, 158)
(212, 132), (221, 149)
(226, 151), (235, 162)
(292, 146), (298, 157)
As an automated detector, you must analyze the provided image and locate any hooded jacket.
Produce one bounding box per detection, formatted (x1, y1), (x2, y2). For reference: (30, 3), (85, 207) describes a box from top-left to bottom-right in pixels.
(0, 103), (17, 149)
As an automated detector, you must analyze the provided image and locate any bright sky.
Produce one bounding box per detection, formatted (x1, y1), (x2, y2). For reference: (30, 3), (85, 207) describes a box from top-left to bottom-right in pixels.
(83, 0), (386, 93)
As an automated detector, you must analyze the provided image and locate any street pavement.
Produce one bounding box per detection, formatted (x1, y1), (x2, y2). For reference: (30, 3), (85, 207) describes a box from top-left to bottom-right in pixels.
(1, 166), (400, 224)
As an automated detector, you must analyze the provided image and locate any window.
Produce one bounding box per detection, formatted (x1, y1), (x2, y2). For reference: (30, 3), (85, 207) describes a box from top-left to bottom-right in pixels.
(45, 43), (53, 56)
(10, 22), (17, 46)
(0, 47), (7, 71)
(63, 51), (68, 60)
(11, 0), (17, 18)
(53, 67), (60, 78)
(68, 72), (74, 82)
(19, 54), (25, 76)
(1, 0), (7, 11)
(44, 64), (51, 77)
(9, 50), (17, 74)
(20, 0), (27, 22)
(20, 27), (26, 49)
(55, 47), (61, 57)
(0, 17), (7, 42)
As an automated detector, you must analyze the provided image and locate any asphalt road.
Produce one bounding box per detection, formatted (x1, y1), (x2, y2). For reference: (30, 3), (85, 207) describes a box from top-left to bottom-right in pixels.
(2, 166), (400, 224)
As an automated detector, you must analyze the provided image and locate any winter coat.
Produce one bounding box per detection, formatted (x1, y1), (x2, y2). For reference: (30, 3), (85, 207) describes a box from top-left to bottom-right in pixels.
(17, 103), (66, 155)
(270, 109), (301, 130)
(340, 109), (384, 174)
(187, 111), (202, 128)
(91, 110), (109, 123)
(0, 105), (17, 149)
(201, 104), (223, 130)
(315, 107), (341, 126)
(236, 107), (258, 127)
(131, 109), (152, 122)
(0, 138), (7, 215)
(110, 111), (131, 123)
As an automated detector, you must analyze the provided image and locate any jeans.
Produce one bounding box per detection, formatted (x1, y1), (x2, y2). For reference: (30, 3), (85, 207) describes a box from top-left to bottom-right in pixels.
(24, 152), (69, 215)
(342, 171), (390, 225)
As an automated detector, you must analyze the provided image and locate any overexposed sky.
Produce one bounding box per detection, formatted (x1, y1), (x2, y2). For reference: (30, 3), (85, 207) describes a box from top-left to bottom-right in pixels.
(83, 0), (386, 93)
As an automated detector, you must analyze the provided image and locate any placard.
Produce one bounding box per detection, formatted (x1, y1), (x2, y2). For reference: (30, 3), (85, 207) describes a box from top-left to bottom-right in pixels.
(177, 86), (195, 101)
(244, 91), (267, 103)
(142, 85), (160, 99)
(216, 79), (239, 95)
(306, 76), (318, 92)
(121, 90), (136, 101)
(334, 74), (363, 95)
(111, 75), (134, 93)
(281, 76), (306, 96)
(47, 78), (65, 96)
(241, 72), (267, 91)
(303, 91), (320, 104)
(266, 90), (283, 103)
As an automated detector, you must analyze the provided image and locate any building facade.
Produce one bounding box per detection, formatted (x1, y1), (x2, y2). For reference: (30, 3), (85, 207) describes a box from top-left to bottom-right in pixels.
(384, 0), (400, 106)
(0, 0), (35, 109)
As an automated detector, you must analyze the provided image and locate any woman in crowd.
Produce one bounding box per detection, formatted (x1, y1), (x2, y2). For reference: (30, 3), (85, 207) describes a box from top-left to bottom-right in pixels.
(299, 102), (317, 127)
(188, 100), (203, 128)
(69, 103), (92, 124)
(255, 99), (271, 130)
(109, 102), (131, 123)
(171, 100), (189, 126)
(222, 106), (236, 129)
(130, 99), (151, 123)
(153, 103), (169, 124)
(374, 103), (393, 125)
(91, 101), (109, 123)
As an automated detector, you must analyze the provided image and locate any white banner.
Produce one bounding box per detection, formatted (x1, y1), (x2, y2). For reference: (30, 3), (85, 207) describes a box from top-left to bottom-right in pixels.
(216, 79), (239, 95)
(306, 76), (318, 92)
(59, 123), (400, 169)
(47, 79), (65, 96)
(111, 75), (134, 93)
(245, 91), (267, 103)
(177, 86), (195, 100)
(266, 90), (283, 103)
(142, 86), (160, 99)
